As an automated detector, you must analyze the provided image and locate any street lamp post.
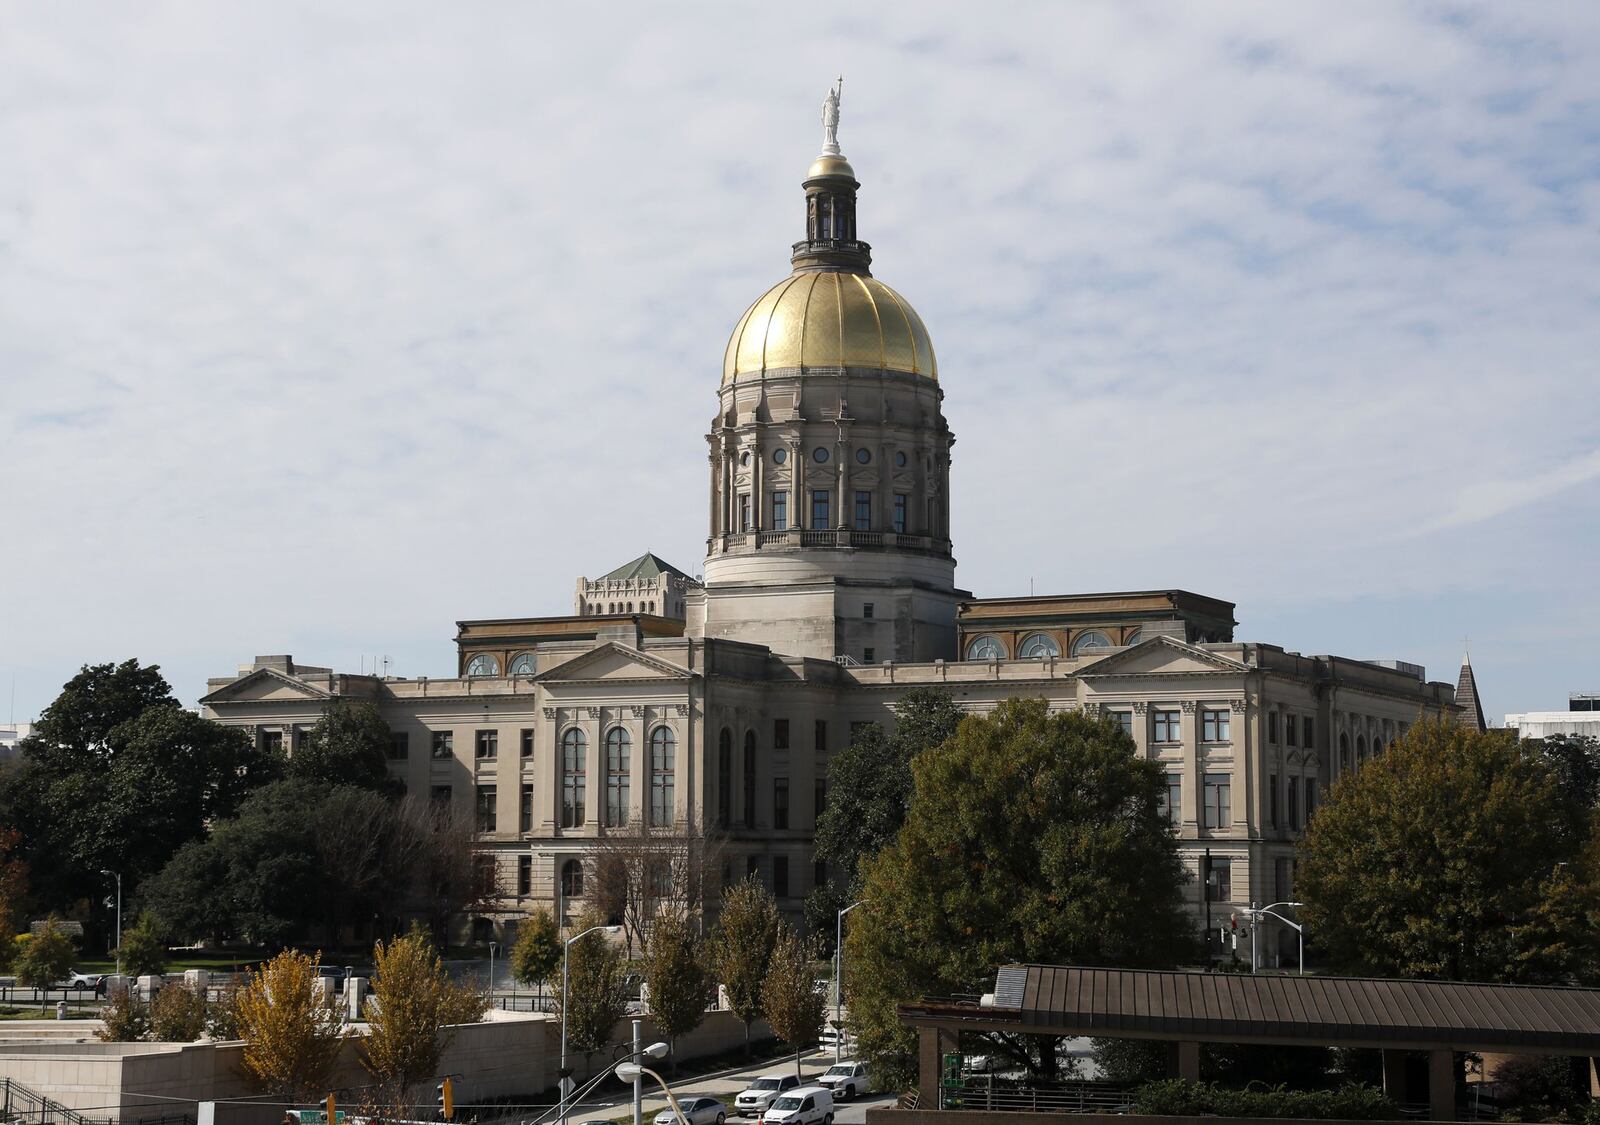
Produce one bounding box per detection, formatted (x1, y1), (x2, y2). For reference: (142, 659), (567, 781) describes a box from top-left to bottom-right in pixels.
(833, 900), (865, 1063)
(100, 870), (122, 977)
(1244, 901), (1305, 974)
(560, 924), (622, 1125)
(487, 941), (499, 1001)
(616, 1057), (684, 1125)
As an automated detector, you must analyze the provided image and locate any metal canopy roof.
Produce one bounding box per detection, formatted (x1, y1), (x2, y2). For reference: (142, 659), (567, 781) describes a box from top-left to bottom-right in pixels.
(899, 965), (1600, 1054)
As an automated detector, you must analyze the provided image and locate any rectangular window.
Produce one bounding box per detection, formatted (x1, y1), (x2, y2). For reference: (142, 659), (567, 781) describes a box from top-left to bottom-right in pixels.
(1302, 716), (1316, 750)
(520, 783), (534, 832)
(1205, 857), (1232, 903)
(431, 784), (452, 808)
(854, 490), (872, 530)
(863, 647), (875, 664)
(774, 778), (790, 829)
(1203, 772), (1232, 829)
(476, 785), (497, 832)
(1287, 776), (1300, 829)
(1268, 711), (1278, 744)
(774, 719), (790, 750)
(893, 493), (907, 534)
(1306, 779), (1318, 820)
(774, 856), (789, 898)
(261, 729), (283, 755)
(814, 777), (827, 822)
(1161, 773), (1181, 823)
(520, 729), (534, 759)
(1201, 708), (1230, 743)
(815, 720), (827, 753)
(739, 493), (752, 531)
(432, 731), (453, 760)
(387, 731), (409, 761)
(863, 602), (874, 619)
(1269, 774), (1279, 828)
(517, 854), (532, 896)
(1275, 857), (1291, 902)
(1110, 710), (1134, 739)
(476, 730), (497, 760)
(1286, 715), (1299, 747)
(296, 727), (314, 752)
(772, 490), (788, 531)
(746, 855), (761, 883)
(814, 859), (828, 890)
(1153, 708), (1181, 743)
(811, 489), (830, 529)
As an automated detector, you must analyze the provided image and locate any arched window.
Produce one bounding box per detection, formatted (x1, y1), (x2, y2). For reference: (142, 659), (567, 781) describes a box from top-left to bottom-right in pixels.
(1124, 628), (1143, 646)
(508, 652), (535, 676)
(561, 728), (587, 828)
(465, 654), (498, 677)
(965, 635), (1004, 662)
(1355, 736), (1367, 764)
(650, 725), (675, 827)
(1018, 633), (1060, 659)
(560, 858), (583, 899)
(1071, 631), (1112, 657)
(604, 727), (630, 828)
(743, 731), (757, 829)
(1339, 732), (1350, 771)
(717, 729), (732, 828)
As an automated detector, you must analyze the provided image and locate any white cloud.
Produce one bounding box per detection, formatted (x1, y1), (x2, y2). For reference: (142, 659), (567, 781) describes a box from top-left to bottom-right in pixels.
(1, 1), (1597, 717)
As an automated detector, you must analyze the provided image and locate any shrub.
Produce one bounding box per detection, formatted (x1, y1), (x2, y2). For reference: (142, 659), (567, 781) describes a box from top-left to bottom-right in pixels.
(96, 989), (150, 1042)
(149, 980), (210, 1041)
(1133, 1078), (1397, 1120)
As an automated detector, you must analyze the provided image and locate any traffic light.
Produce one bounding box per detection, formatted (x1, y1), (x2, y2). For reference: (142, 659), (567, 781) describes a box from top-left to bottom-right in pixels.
(437, 1077), (455, 1121)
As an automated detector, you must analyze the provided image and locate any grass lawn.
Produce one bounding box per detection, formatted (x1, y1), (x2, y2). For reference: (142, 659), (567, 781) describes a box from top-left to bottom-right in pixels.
(73, 951), (267, 974)
(0, 1006), (99, 1020)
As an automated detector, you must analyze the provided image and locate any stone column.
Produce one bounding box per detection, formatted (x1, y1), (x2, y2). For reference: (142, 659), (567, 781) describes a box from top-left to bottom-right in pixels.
(1181, 701), (1201, 831)
(629, 706), (648, 827)
(1382, 1049), (1409, 1104)
(836, 434), (849, 530)
(751, 444), (762, 532)
(789, 439), (801, 533)
(720, 443), (733, 540)
(1167, 1041), (1201, 1081)
(1429, 1048), (1455, 1122)
(917, 1026), (958, 1108)
(707, 452), (718, 538)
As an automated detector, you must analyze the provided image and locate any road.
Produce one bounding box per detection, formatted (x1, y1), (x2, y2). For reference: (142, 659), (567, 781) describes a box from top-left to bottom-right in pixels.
(558, 1047), (894, 1125)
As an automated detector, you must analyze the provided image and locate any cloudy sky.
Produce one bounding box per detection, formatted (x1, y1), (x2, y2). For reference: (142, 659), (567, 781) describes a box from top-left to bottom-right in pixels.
(3, 2), (1597, 723)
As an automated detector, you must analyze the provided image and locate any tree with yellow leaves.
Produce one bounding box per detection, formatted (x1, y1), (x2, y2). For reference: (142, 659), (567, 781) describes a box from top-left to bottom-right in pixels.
(361, 927), (488, 1111)
(234, 950), (347, 1102)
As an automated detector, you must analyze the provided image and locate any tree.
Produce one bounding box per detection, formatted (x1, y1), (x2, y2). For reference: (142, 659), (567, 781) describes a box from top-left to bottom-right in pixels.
(96, 989), (151, 1043)
(290, 700), (398, 793)
(16, 918), (77, 1010)
(552, 909), (628, 1057)
(1528, 733), (1600, 828)
(1298, 720), (1597, 982)
(149, 979), (211, 1042)
(847, 699), (1195, 1087)
(711, 877), (781, 1058)
(0, 827), (27, 973)
(590, 815), (720, 955)
(234, 949), (347, 1102)
(117, 913), (169, 977)
(361, 930), (488, 1112)
(510, 907), (561, 996)
(640, 909), (712, 1070)
(807, 688), (962, 939)
(762, 924), (826, 1080)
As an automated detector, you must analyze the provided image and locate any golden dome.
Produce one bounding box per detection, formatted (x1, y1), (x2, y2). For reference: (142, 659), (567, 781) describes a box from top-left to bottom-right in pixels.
(722, 270), (938, 385)
(806, 154), (856, 180)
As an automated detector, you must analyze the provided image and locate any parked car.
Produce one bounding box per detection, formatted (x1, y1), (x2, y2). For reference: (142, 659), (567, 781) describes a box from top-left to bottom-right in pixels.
(760, 1087), (833, 1125)
(653, 1096), (726, 1125)
(65, 971), (106, 995)
(734, 1074), (803, 1117)
(816, 1062), (867, 1100)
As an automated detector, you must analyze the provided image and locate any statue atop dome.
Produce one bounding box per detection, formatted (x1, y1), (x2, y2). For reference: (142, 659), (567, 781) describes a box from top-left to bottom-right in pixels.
(821, 78), (843, 154)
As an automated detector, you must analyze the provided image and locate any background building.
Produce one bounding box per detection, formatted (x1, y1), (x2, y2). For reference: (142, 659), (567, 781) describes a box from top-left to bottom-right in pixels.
(1506, 693), (1600, 740)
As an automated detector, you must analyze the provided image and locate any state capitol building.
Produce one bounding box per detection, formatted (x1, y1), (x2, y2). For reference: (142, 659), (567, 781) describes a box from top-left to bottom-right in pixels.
(201, 97), (1459, 963)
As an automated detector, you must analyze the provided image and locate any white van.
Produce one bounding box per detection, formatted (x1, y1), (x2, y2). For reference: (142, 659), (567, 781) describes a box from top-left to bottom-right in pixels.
(760, 1087), (833, 1125)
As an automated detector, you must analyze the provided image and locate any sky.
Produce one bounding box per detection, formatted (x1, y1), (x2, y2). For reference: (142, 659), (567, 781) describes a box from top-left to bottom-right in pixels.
(3, 2), (1598, 724)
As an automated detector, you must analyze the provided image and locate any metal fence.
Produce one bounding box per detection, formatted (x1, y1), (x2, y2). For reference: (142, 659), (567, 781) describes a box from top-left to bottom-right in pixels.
(0, 1076), (193, 1125)
(938, 1081), (1139, 1115)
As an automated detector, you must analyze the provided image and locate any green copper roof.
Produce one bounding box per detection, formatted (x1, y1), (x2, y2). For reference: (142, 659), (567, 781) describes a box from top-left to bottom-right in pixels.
(598, 552), (689, 583)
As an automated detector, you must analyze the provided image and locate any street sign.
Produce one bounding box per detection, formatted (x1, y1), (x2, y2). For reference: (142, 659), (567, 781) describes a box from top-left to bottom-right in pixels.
(559, 1077), (576, 1098)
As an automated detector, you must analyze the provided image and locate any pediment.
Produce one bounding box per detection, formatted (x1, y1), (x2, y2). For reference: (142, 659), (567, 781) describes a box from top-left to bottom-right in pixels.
(1077, 635), (1248, 678)
(534, 643), (693, 685)
(200, 668), (332, 704)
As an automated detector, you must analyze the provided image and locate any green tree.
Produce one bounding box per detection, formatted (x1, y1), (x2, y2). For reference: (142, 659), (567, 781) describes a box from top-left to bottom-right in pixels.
(641, 910), (712, 1071)
(0, 827), (27, 973)
(1298, 720), (1597, 982)
(16, 918), (77, 1011)
(149, 979), (211, 1041)
(361, 930), (488, 1112)
(96, 988), (151, 1042)
(762, 924), (826, 1080)
(711, 877), (781, 1058)
(116, 913), (169, 978)
(290, 700), (398, 793)
(511, 906), (562, 992)
(806, 688), (962, 937)
(847, 699), (1194, 1087)
(235, 949), (347, 1101)
(551, 910), (628, 1059)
